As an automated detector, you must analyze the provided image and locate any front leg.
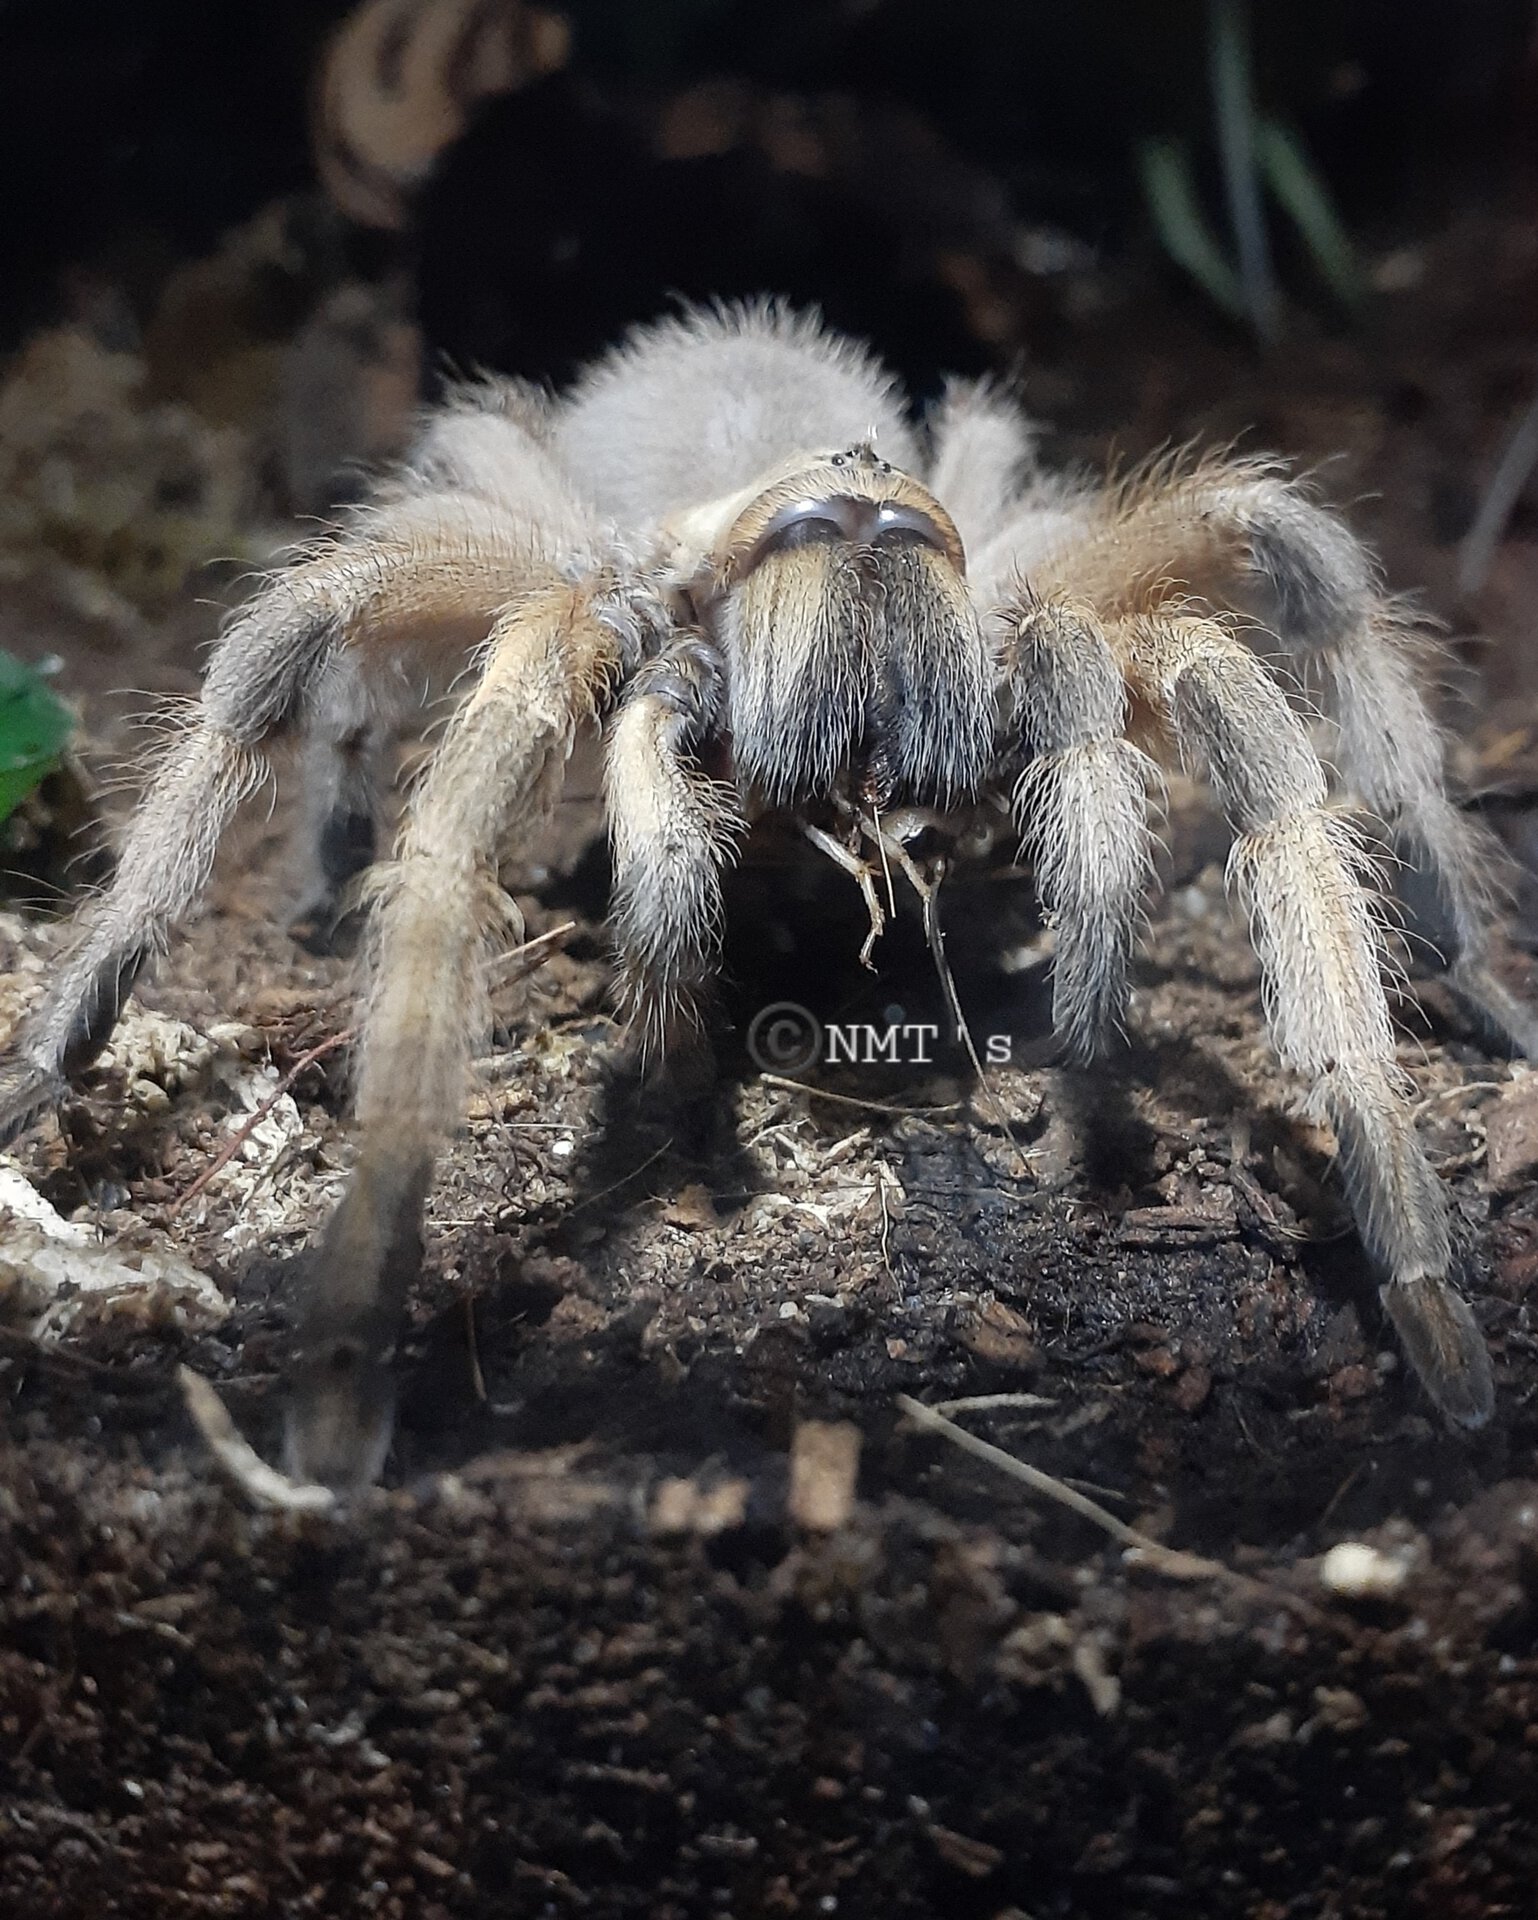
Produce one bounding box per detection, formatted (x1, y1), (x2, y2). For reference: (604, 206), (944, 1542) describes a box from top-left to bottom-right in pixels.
(286, 582), (627, 1486)
(1006, 595), (1157, 1063)
(604, 633), (740, 1067)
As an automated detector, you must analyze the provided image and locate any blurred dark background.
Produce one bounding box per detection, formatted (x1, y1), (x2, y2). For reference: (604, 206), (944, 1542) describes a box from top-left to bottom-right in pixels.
(0, 0), (1535, 766)
(2, 0), (1533, 370)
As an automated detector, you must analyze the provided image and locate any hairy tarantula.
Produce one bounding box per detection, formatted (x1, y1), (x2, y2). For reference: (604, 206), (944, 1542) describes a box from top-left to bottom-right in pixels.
(0, 303), (1526, 1485)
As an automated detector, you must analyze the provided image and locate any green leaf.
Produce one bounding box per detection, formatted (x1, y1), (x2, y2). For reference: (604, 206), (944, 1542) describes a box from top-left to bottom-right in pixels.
(0, 652), (72, 822)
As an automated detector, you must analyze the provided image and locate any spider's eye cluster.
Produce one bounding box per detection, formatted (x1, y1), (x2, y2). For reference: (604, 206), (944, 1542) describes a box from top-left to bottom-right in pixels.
(827, 444), (895, 476)
(743, 496), (955, 573)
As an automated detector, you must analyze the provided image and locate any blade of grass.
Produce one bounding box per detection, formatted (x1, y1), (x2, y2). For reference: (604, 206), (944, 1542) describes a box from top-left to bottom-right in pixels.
(1138, 136), (1246, 321)
(1209, 0), (1279, 344)
(1458, 382), (1538, 596)
(1256, 118), (1363, 311)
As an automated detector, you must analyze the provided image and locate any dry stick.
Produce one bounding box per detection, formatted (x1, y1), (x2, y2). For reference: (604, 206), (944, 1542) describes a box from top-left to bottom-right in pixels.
(897, 1393), (1318, 1617)
(565, 1140), (672, 1217)
(170, 1026), (357, 1219)
(866, 829), (1034, 1177)
(179, 1366), (337, 1514)
(484, 918), (577, 993)
(898, 1394), (1209, 1570)
(758, 1072), (960, 1120)
(930, 1391), (1058, 1414)
(464, 1289), (487, 1402)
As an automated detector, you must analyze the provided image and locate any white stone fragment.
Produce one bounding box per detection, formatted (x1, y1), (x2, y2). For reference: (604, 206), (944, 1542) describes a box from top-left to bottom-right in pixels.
(1319, 1540), (1412, 1599)
(0, 1162), (228, 1336)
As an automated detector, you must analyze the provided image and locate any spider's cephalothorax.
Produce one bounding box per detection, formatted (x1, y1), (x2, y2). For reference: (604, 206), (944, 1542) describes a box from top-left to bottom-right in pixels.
(0, 303), (1529, 1486)
(694, 447), (991, 810)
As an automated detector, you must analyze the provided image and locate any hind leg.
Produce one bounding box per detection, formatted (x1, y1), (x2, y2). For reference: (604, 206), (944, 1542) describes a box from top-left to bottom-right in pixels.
(0, 613), (318, 1143)
(1034, 455), (1533, 1055)
(289, 649), (399, 953)
(1117, 609), (1493, 1428)
(0, 391), (602, 1141)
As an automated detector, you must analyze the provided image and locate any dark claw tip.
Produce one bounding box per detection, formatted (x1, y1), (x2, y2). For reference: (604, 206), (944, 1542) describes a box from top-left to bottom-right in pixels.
(1379, 1279), (1495, 1431)
(284, 1340), (397, 1490)
(0, 1058), (67, 1149)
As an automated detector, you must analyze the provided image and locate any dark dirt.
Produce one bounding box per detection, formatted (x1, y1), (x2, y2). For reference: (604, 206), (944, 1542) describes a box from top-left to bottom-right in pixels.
(4, 110), (1538, 1920)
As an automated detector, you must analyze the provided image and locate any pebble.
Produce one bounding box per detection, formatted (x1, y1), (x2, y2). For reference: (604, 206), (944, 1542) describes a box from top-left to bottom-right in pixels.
(1319, 1541), (1411, 1599)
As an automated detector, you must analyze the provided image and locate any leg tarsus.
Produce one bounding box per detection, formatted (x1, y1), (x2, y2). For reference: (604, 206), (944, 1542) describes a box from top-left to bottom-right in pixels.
(285, 1150), (432, 1488)
(1379, 1278), (1494, 1430)
(1445, 955), (1538, 1061)
(1, 725), (265, 1120)
(289, 785), (379, 954)
(1327, 1075), (1494, 1428)
(0, 1056), (69, 1149)
(289, 652), (391, 954)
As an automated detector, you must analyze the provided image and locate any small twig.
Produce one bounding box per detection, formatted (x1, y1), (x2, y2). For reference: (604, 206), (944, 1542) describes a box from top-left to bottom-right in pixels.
(758, 1073), (960, 1120)
(875, 1162), (898, 1276)
(929, 1392), (1059, 1415)
(1458, 383), (1538, 597)
(1410, 1077), (1510, 1118)
(871, 799), (898, 921)
(464, 1289), (487, 1402)
(907, 849), (1033, 1176)
(179, 1367), (337, 1514)
(898, 1393), (1217, 1573)
(170, 1027), (356, 1218)
(485, 918), (578, 992)
(898, 1394), (1317, 1621)
(566, 1140), (671, 1217)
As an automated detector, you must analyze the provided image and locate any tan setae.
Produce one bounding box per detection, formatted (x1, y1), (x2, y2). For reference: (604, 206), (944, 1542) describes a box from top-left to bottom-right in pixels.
(0, 303), (1524, 1483)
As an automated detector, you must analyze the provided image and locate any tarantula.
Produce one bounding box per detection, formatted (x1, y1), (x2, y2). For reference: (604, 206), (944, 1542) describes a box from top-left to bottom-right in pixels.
(0, 303), (1525, 1485)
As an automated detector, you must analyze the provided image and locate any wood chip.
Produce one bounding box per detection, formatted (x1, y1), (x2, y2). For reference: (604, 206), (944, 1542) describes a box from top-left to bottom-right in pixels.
(787, 1419), (861, 1531)
(1485, 1073), (1538, 1191)
(650, 1475), (749, 1536)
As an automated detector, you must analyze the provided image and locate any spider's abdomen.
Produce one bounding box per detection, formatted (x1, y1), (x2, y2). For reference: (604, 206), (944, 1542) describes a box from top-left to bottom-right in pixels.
(555, 304), (917, 526)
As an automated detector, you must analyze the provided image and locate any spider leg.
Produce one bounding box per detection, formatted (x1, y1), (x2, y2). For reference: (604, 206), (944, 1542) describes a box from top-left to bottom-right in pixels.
(1036, 456), (1534, 1055)
(0, 428), (596, 1141)
(290, 646), (392, 949)
(1118, 610), (1493, 1428)
(1006, 596), (1157, 1062)
(287, 581), (628, 1487)
(0, 591), (330, 1144)
(604, 635), (741, 1061)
